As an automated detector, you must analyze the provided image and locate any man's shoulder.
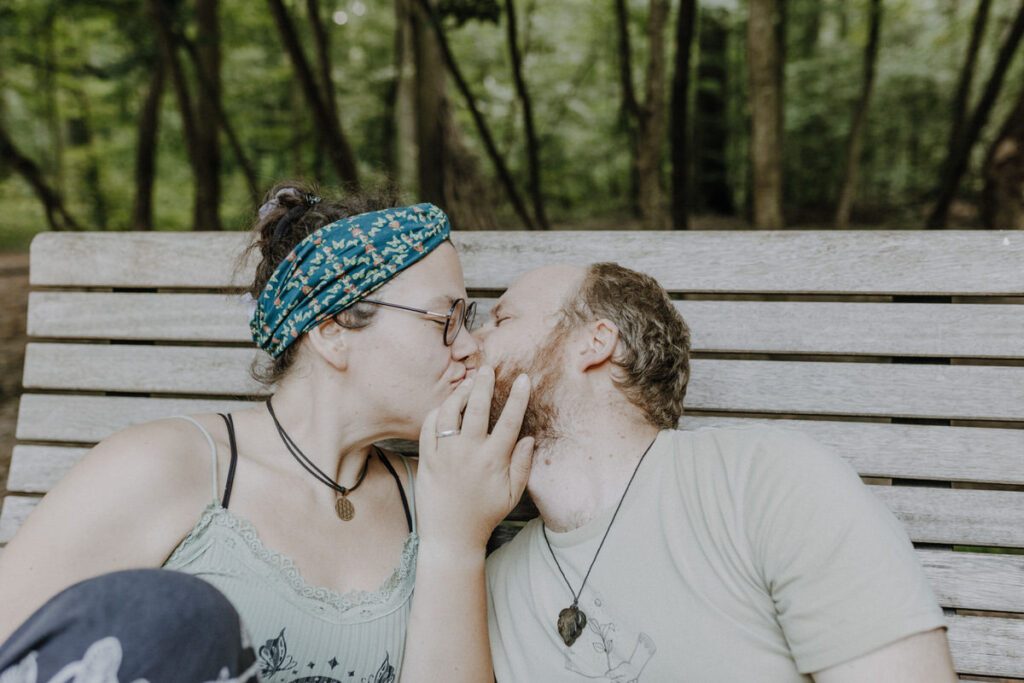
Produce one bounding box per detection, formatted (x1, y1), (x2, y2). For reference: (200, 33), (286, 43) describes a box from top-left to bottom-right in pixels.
(672, 423), (857, 493)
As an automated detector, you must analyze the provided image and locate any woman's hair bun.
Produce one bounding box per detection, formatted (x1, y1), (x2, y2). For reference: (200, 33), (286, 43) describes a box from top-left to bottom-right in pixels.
(257, 185), (305, 220)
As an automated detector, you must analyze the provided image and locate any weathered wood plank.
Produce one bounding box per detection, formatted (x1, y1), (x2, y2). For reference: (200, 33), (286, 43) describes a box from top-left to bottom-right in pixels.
(8, 445), (89, 492)
(690, 359), (1024, 421)
(0, 496), (35, 544)
(679, 417), (1024, 486)
(16, 395), (257, 443)
(946, 614), (1024, 679)
(28, 292), (1024, 359)
(21, 344), (1024, 420)
(22, 343), (267, 396)
(30, 231), (1024, 295)
(28, 292), (252, 342)
(870, 487), (1024, 548)
(674, 301), (1024, 359)
(918, 549), (1024, 613)
(16, 403), (1024, 486)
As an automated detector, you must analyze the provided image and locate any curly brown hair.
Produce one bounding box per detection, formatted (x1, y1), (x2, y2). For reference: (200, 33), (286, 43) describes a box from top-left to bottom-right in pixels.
(556, 262), (691, 429)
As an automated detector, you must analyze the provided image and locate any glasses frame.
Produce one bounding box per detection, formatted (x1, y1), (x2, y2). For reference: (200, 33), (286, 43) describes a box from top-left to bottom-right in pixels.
(356, 297), (477, 346)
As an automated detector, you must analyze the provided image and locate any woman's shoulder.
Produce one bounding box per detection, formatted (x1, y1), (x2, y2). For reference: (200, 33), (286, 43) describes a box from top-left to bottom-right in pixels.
(80, 413), (226, 503)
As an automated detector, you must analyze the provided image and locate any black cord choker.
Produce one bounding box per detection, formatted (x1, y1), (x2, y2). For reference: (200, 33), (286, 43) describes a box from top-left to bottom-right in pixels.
(542, 435), (658, 647)
(266, 397), (374, 521)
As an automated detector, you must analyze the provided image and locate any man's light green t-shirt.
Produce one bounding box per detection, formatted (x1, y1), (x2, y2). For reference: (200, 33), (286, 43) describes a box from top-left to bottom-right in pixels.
(486, 426), (945, 682)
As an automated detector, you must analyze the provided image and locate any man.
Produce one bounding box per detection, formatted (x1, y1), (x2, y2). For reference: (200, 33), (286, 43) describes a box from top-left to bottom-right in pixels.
(477, 262), (956, 682)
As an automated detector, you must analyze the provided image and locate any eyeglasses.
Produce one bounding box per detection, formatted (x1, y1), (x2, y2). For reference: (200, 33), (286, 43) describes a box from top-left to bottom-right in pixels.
(357, 297), (477, 346)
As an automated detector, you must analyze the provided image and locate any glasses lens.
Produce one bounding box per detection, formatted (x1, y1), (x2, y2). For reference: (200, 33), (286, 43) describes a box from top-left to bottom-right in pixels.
(465, 300), (478, 332)
(446, 299), (467, 345)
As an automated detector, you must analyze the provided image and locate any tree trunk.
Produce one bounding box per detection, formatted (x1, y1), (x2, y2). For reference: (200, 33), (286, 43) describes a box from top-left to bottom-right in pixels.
(411, 0), (448, 207)
(149, 0), (201, 199)
(194, 0), (221, 230)
(177, 34), (260, 199)
(834, 0), (882, 228)
(415, 0), (535, 229)
(793, 0), (822, 60)
(694, 6), (734, 215)
(390, 0), (418, 190)
(409, 0), (495, 229)
(70, 89), (108, 229)
(614, 0), (641, 216)
(981, 86), (1024, 228)
(927, 3), (1024, 228)
(669, 0), (696, 229)
(747, 0), (785, 228)
(267, 0), (360, 187)
(949, 0), (992, 148)
(42, 6), (64, 196)
(505, 0), (549, 228)
(636, 0), (670, 229)
(131, 55), (165, 230)
(0, 121), (79, 230)
(307, 0), (341, 125)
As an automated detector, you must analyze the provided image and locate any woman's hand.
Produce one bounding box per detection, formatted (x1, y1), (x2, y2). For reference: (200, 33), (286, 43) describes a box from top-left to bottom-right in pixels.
(415, 365), (534, 554)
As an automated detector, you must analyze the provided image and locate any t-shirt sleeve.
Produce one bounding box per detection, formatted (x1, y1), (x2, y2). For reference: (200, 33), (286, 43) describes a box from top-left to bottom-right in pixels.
(739, 428), (946, 674)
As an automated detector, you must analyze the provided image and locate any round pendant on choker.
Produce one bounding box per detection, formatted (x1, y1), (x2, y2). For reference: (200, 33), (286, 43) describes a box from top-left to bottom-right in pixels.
(266, 397), (372, 522)
(335, 495), (355, 521)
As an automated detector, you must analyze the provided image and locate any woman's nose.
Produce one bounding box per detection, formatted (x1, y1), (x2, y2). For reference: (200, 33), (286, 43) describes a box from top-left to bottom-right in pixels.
(451, 322), (481, 359)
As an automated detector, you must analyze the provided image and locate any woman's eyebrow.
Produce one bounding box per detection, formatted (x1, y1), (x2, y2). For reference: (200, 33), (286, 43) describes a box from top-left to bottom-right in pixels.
(491, 302), (505, 319)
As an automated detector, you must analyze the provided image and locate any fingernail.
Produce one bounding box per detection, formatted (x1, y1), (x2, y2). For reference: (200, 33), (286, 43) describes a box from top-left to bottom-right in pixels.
(515, 373), (529, 386)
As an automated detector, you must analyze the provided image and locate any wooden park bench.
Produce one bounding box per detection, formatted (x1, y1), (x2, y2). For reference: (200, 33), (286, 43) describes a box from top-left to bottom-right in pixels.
(1, 230), (1022, 680)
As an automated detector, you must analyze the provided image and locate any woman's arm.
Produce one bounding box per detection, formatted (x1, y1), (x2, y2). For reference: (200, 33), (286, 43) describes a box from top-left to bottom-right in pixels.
(401, 367), (533, 681)
(0, 419), (213, 643)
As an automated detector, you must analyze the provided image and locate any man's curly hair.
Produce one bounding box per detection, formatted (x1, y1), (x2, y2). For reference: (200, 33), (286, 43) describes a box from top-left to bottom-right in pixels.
(556, 262), (691, 429)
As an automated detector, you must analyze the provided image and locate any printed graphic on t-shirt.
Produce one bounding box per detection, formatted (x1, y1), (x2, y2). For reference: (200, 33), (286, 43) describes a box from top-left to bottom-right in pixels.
(561, 610), (657, 682)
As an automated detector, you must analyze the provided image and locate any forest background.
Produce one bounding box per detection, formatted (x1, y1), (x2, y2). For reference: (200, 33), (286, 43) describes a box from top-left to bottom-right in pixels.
(1, 0), (1024, 248)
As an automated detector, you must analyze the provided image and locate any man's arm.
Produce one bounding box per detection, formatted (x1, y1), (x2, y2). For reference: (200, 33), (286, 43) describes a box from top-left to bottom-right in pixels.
(813, 628), (957, 683)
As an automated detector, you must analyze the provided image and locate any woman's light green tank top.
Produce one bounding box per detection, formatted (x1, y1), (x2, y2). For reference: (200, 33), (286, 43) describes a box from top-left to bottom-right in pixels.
(163, 416), (418, 683)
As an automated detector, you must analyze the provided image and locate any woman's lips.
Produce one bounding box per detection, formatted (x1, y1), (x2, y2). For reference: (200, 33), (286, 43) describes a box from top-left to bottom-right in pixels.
(449, 368), (477, 386)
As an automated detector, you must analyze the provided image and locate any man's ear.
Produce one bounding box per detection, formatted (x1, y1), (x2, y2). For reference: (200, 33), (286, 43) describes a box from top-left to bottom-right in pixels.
(576, 319), (620, 372)
(306, 318), (349, 372)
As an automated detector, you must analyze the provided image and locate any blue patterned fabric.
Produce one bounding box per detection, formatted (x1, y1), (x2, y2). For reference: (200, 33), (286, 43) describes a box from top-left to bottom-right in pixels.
(251, 203), (451, 358)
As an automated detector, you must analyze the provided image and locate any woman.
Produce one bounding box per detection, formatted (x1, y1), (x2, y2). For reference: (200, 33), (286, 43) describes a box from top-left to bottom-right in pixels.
(0, 183), (534, 682)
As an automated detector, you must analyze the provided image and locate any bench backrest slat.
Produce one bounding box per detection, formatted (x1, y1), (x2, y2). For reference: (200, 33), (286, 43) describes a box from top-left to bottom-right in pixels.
(22, 344), (1024, 421)
(30, 231), (1024, 294)
(28, 291), (1024, 359)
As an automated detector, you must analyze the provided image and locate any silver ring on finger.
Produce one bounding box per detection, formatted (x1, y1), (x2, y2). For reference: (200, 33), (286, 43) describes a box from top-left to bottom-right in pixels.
(436, 429), (461, 438)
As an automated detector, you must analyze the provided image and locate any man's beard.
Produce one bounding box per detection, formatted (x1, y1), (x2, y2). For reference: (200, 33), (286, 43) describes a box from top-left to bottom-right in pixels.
(488, 329), (567, 445)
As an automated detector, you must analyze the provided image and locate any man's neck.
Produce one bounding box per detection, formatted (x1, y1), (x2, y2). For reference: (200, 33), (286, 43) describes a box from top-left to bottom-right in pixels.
(527, 417), (662, 533)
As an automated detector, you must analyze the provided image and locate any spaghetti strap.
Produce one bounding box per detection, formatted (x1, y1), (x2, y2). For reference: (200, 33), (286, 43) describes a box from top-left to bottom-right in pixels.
(399, 454), (416, 534)
(173, 415), (219, 502)
(377, 449), (413, 534)
(217, 414), (239, 509)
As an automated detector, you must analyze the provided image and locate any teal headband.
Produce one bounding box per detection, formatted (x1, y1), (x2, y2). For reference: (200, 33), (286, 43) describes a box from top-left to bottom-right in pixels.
(251, 202), (451, 358)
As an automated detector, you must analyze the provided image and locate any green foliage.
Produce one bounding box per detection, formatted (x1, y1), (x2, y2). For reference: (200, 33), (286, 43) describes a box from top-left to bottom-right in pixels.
(0, 0), (1021, 245)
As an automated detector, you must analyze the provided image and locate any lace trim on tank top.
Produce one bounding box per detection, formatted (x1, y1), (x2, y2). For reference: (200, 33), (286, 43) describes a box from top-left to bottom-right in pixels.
(166, 501), (419, 613)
